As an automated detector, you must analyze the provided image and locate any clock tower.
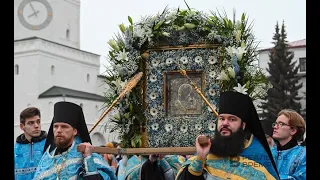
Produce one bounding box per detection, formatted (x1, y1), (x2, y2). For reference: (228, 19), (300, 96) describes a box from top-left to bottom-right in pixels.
(14, 0), (81, 49)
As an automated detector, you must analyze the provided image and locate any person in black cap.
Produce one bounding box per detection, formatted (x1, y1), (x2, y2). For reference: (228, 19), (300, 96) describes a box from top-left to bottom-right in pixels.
(33, 101), (117, 180)
(176, 91), (280, 180)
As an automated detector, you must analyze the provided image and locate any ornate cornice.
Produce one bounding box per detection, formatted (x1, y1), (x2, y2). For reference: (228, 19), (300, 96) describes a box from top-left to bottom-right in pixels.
(14, 38), (100, 67)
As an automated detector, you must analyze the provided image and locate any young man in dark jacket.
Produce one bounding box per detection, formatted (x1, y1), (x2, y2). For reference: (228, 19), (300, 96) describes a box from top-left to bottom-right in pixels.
(14, 107), (47, 180)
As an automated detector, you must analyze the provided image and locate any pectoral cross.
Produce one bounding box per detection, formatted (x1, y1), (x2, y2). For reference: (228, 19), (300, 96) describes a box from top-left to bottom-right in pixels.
(55, 164), (62, 180)
(54, 155), (67, 180)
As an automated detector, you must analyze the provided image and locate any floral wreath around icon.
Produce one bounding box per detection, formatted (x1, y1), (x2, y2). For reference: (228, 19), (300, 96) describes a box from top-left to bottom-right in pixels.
(102, 6), (271, 148)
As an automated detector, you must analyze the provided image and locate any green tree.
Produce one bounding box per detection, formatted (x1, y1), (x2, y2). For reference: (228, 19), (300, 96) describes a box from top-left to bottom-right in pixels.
(260, 21), (303, 122)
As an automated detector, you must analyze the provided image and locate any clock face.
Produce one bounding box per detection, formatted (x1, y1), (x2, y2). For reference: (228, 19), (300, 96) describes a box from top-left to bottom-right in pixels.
(17, 0), (53, 30)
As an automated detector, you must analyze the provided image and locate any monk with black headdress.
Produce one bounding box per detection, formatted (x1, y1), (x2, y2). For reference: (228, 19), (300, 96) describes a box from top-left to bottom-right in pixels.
(176, 91), (280, 180)
(33, 101), (117, 180)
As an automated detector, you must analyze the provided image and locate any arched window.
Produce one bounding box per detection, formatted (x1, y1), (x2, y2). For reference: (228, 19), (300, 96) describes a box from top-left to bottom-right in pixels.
(51, 65), (55, 75)
(15, 64), (19, 75)
(91, 132), (106, 146)
(66, 29), (70, 39)
(87, 74), (90, 83)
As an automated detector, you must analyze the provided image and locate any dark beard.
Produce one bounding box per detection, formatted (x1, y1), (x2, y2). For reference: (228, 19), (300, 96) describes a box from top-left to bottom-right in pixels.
(210, 127), (246, 158)
(54, 136), (73, 149)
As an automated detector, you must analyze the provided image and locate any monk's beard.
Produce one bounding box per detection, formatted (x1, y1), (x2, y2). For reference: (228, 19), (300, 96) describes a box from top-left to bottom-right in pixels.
(210, 126), (246, 158)
(54, 135), (74, 149)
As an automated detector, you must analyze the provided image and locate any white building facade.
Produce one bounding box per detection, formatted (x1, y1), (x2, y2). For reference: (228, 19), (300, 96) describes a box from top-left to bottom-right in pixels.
(14, 0), (118, 145)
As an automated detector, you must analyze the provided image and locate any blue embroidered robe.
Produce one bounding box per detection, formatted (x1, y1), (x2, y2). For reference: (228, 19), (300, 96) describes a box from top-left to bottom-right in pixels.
(116, 155), (185, 180)
(33, 136), (117, 180)
(176, 135), (279, 180)
(271, 145), (306, 180)
(116, 155), (147, 180)
(14, 131), (47, 180)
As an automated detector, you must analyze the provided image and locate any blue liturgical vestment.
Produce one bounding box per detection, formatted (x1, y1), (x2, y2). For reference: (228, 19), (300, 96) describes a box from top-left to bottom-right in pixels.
(271, 145), (306, 180)
(116, 155), (185, 180)
(14, 131), (47, 180)
(33, 136), (117, 180)
(116, 155), (147, 180)
(176, 135), (279, 180)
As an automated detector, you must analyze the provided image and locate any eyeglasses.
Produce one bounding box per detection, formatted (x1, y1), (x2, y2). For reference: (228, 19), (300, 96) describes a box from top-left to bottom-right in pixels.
(272, 122), (291, 128)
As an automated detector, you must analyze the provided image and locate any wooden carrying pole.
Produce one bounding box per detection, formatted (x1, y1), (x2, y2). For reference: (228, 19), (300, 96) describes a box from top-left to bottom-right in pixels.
(77, 146), (197, 155)
(77, 69), (214, 155)
(77, 137), (209, 155)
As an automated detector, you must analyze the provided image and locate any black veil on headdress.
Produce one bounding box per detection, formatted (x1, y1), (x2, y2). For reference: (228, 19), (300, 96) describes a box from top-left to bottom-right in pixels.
(43, 101), (91, 153)
(218, 91), (279, 177)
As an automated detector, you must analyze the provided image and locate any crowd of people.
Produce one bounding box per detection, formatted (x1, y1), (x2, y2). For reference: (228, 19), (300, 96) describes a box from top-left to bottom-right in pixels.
(14, 91), (306, 180)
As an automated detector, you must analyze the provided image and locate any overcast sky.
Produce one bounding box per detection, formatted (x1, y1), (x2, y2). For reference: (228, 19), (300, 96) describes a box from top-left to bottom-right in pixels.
(79, 0), (306, 74)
